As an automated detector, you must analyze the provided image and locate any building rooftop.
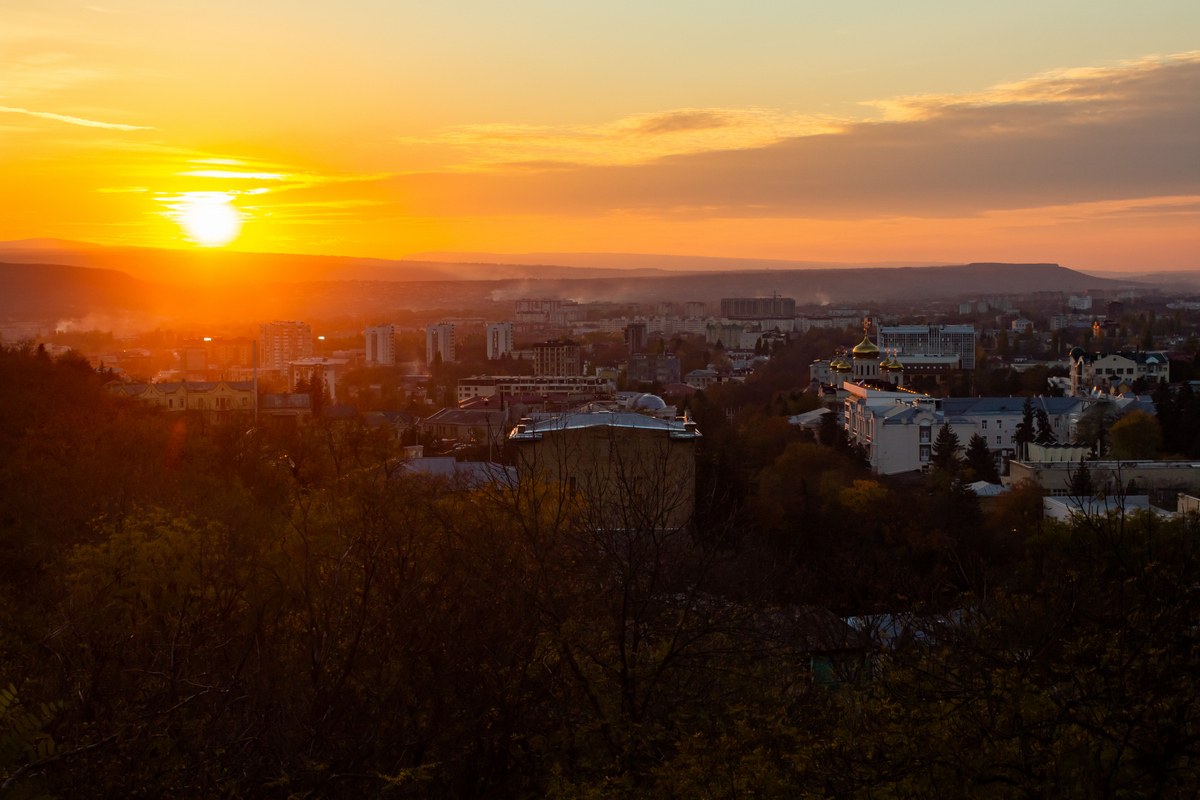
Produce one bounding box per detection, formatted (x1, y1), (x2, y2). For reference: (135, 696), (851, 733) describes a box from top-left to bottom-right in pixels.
(395, 457), (517, 489)
(941, 396), (1085, 416)
(508, 410), (700, 441)
(261, 393), (312, 409)
(1070, 349), (1168, 365)
(423, 407), (507, 426)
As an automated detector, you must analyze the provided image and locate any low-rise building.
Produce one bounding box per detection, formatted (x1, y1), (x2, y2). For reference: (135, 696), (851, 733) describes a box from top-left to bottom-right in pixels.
(260, 392), (312, 420)
(456, 375), (615, 405)
(509, 410), (701, 529)
(842, 384), (1091, 475)
(421, 407), (509, 446)
(1012, 459), (1200, 509)
(684, 367), (721, 390)
(109, 380), (255, 414)
(287, 357), (351, 402)
(1069, 349), (1169, 395)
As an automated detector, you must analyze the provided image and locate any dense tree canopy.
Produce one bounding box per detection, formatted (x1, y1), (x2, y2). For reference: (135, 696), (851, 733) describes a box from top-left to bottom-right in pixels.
(0, 345), (1196, 798)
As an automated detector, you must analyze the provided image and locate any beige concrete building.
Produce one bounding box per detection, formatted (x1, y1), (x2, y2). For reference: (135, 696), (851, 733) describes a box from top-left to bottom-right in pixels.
(532, 339), (582, 376)
(1011, 460), (1200, 506)
(258, 321), (312, 371)
(456, 375), (614, 404)
(1069, 349), (1168, 396)
(509, 411), (701, 529)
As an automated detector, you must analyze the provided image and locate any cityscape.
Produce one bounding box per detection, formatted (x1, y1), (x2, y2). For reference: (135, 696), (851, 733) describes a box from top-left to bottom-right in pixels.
(2, 0), (1200, 797)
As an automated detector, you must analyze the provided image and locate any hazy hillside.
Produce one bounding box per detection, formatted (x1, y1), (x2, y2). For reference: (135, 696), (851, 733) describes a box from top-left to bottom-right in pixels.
(404, 251), (954, 272)
(0, 258), (1141, 327)
(0, 240), (687, 285)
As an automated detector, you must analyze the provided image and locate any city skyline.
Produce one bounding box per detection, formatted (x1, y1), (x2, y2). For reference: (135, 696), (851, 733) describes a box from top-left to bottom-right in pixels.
(2, 1), (1198, 272)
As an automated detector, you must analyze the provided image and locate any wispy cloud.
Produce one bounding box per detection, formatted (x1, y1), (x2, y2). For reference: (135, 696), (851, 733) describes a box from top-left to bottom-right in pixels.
(0, 105), (154, 130)
(396, 107), (843, 169)
(373, 51), (1200, 222)
(865, 51), (1200, 121)
(177, 170), (289, 180)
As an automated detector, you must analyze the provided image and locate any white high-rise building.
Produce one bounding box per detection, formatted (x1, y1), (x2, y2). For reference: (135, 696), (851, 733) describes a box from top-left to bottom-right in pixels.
(364, 325), (396, 366)
(878, 324), (977, 370)
(426, 323), (456, 364)
(486, 322), (513, 360)
(258, 320), (312, 372)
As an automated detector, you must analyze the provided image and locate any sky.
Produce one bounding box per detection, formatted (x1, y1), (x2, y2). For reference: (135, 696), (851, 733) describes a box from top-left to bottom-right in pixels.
(2, 0), (1199, 271)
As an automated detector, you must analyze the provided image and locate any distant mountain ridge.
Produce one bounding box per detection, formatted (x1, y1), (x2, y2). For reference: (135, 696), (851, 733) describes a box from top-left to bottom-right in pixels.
(0, 240), (962, 286)
(403, 250), (956, 273)
(0, 256), (1144, 328)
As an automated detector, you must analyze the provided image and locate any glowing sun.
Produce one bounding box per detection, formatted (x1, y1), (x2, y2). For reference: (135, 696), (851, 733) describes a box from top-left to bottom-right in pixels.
(179, 192), (242, 246)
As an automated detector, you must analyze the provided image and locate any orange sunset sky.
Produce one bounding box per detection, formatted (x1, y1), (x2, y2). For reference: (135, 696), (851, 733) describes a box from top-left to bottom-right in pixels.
(2, 0), (1199, 271)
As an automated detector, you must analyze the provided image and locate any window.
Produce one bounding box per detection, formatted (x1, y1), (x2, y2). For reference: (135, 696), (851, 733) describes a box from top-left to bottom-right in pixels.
(919, 427), (931, 443)
(996, 420), (1002, 428)
(982, 420), (988, 429)
(920, 445), (931, 462)
(996, 435), (1002, 444)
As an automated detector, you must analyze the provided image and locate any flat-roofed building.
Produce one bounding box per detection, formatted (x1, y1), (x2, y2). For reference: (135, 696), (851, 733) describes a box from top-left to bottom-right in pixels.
(625, 322), (648, 356)
(878, 324), (977, 370)
(533, 339), (582, 376)
(364, 325), (396, 365)
(456, 374), (615, 405)
(421, 407), (508, 448)
(721, 296), (796, 319)
(486, 322), (513, 360)
(259, 321), (312, 371)
(426, 323), (456, 364)
(287, 357), (351, 402)
(260, 392), (313, 420)
(628, 353), (681, 385)
(1012, 459), (1200, 509)
(509, 410), (701, 529)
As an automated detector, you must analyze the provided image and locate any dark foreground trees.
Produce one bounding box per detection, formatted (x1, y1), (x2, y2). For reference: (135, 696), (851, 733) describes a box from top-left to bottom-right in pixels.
(1, 345), (1199, 798)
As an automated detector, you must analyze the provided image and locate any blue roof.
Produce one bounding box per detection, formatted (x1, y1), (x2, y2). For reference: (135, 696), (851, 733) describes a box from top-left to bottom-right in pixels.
(941, 397), (1085, 416)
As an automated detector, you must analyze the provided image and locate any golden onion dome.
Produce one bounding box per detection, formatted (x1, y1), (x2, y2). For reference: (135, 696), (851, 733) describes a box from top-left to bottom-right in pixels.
(890, 355), (904, 370)
(832, 353), (850, 371)
(851, 335), (880, 358)
(880, 356), (894, 371)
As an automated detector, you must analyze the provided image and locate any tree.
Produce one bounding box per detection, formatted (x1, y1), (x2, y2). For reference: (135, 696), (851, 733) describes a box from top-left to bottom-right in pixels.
(1067, 456), (1095, 498)
(1108, 409), (1163, 460)
(963, 433), (999, 483)
(1077, 400), (1114, 457)
(997, 330), (1010, 358)
(931, 422), (961, 472)
(1014, 397), (1036, 459)
(1035, 406), (1056, 445)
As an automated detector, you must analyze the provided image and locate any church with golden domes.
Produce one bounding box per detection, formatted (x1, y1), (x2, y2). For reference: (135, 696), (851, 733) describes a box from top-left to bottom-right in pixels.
(815, 327), (905, 392)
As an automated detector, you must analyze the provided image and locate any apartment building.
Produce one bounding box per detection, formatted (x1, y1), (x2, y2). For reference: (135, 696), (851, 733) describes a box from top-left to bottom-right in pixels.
(258, 321), (312, 371)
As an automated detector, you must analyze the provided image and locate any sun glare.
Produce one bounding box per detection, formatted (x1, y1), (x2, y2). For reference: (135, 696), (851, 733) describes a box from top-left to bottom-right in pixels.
(178, 192), (242, 247)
